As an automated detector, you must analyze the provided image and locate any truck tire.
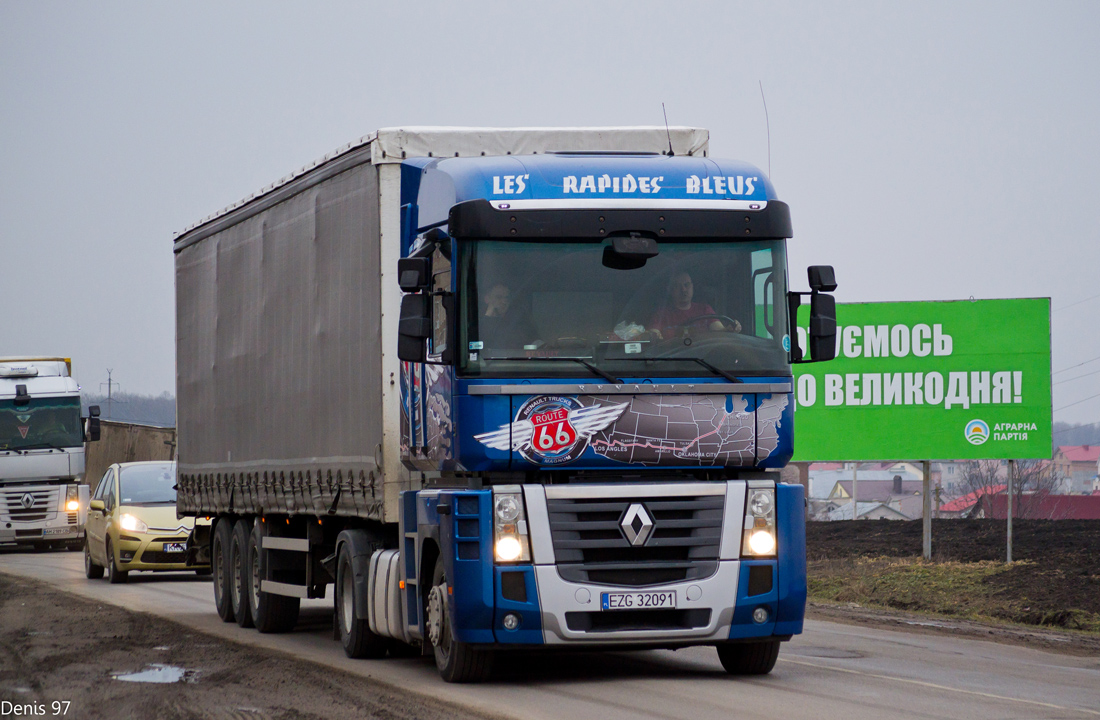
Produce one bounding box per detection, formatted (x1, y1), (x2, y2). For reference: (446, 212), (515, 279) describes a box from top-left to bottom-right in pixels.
(335, 543), (387, 658)
(230, 518), (254, 628)
(84, 538), (104, 579)
(212, 519), (235, 622)
(106, 538), (128, 584)
(247, 520), (300, 633)
(716, 640), (781, 675)
(427, 556), (492, 683)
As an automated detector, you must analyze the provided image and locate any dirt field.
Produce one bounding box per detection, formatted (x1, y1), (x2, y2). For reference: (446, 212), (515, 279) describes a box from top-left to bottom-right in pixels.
(0, 573), (487, 720)
(806, 519), (1100, 637)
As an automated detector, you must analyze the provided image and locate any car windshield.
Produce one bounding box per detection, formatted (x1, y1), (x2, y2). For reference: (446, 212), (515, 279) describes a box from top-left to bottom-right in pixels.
(0, 396), (83, 450)
(457, 238), (790, 378)
(119, 463), (177, 504)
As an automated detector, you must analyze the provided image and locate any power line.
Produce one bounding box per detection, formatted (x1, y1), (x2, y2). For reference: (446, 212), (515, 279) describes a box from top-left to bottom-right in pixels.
(1054, 391), (1100, 412)
(1053, 421), (1099, 437)
(1053, 367), (1100, 385)
(1054, 292), (1100, 312)
(1053, 354), (1100, 375)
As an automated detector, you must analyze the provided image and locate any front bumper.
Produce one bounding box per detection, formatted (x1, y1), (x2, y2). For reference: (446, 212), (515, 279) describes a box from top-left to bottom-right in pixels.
(115, 533), (210, 571)
(0, 517), (83, 545)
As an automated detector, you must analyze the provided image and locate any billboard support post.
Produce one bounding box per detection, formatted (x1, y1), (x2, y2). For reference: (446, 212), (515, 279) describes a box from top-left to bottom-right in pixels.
(1007, 459), (1015, 564)
(922, 460), (932, 560)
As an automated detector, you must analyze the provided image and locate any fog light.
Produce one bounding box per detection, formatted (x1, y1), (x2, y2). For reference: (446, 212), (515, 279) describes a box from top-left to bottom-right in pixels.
(748, 530), (775, 555)
(495, 536), (523, 562)
(502, 613), (521, 631)
(752, 607), (769, 624)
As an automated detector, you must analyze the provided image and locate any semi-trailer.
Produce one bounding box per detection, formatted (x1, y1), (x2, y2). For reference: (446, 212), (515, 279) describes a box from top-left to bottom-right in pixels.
(175, 126), (837, 682)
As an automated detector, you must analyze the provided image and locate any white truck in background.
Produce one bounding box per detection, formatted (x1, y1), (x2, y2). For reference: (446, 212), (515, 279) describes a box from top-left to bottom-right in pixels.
(0, 357), (100, 549)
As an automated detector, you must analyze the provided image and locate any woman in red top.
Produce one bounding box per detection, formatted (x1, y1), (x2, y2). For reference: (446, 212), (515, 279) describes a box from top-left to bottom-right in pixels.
(648, 271), (741, 339)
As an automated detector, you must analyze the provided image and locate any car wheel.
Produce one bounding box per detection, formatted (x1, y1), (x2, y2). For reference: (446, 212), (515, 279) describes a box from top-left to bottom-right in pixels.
(84, 538), (104, 579)
(211, 518), (235, 622)
(247, 520), (299, 633)
(716, 640), (780, 675)
(230, 518), (254, 628)
(427, 556), (492, 683)
(106, 538), (128, 584)
(335, 542), (386, 658)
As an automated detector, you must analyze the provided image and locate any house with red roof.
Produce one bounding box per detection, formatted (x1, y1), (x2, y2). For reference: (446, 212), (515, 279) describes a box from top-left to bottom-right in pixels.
(1053, 445), (1100, 494)
(938, 484), (1007, 518)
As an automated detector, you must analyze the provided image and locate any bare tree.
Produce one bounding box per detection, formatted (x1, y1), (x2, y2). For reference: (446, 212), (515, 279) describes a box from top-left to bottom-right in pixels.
(1011, 459), (1068, 519)
(954, 459), (1006, 501)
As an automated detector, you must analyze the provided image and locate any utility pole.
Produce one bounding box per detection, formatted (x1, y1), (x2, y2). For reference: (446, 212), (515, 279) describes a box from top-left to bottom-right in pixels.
(100, 369), (120, 420)
(851, 462), (858, 521)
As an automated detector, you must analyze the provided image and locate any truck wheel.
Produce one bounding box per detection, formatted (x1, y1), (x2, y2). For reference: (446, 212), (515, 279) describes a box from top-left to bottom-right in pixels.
(106, 539), (128, 584)
(211, 519), (235, 622)
(716, 640), (781, 675)
(230, 518), (254, 628)
(84, 539), (104, 579)
(247, 521), (300, 633)
(335, 543), (386, 658)
(426, 556), (492, 683)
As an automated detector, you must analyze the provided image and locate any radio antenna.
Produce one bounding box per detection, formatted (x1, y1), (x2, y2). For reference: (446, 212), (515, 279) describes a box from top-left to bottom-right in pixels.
(662, 103), (674, 156)
(758, 81), (771, 177)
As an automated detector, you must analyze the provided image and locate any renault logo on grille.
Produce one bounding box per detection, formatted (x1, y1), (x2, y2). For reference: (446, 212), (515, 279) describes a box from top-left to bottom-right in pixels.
(621, 503), (654, 546)
(20, 493), (35, 510)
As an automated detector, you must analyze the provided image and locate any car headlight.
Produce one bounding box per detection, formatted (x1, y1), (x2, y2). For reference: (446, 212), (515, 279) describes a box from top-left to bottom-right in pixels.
(741, 487), (777, 557)
(119, 514), (148, 534)
(493, 487), (530, 564)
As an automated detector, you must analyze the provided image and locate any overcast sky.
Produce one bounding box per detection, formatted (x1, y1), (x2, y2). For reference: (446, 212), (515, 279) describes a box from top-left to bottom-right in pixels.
(2, 1), (1098, 425)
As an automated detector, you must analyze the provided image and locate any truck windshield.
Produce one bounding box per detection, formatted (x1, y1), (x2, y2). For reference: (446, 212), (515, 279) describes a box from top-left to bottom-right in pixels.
(0, 396), (83, 451)
(119, 463), (177, 504)
(457, 238), (790, 378)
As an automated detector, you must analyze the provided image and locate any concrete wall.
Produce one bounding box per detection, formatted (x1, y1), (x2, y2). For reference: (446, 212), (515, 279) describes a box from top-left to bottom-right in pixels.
(84, 421), (176, 494)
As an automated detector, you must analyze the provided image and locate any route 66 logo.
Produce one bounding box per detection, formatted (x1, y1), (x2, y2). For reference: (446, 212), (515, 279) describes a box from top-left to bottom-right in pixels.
(474, 395), (627, 465)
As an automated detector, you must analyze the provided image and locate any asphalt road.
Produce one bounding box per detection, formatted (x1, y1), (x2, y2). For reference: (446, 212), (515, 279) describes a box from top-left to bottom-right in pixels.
(3, 550), (1098, 720)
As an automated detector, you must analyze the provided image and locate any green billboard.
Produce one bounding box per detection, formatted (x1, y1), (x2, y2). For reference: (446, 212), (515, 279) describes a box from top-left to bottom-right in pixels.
(792, 298), (1052, 461)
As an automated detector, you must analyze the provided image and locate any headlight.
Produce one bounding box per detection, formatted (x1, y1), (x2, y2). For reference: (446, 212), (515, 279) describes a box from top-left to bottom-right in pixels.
(493, 487), (530, 564)
(119, 514), (148, 534)
(66, 500), (80, 512)
(741, 487), (777, 557)
(64, 486), (80, 511)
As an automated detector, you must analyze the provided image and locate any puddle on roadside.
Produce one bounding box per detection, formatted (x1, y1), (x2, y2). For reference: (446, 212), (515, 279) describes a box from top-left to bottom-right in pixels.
(112, 664), (199, 684)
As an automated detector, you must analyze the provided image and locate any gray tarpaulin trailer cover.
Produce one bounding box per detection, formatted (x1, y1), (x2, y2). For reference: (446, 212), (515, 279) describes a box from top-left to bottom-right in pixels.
(172, 127), (710, 524)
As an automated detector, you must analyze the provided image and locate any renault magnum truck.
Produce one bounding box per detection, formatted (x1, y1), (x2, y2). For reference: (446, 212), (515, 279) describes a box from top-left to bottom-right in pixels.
(1, 357), (99, 549)
(175, 127), (837, 682)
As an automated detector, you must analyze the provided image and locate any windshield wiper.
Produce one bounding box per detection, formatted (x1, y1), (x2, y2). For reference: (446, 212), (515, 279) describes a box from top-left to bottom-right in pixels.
(614, 357), (743, 384)
(484, 356), (623, 384)
(9, 442), (70, 453)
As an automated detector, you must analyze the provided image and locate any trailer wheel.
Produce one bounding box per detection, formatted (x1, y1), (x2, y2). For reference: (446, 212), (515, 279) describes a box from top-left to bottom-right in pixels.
(106, 538), (128, 584)
(247, 520), (299, 633)
(716, 640), (780, 675)
(211, 519), (235, 622)
(335, 543), (387, 658)
(84, 538), (103, 579)
(427, 556), (492, 683)
(230, 518), (254, 628)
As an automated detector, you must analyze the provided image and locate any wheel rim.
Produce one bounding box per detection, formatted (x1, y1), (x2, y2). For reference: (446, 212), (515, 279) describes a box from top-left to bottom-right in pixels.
(212, 536), (224, 603)
(84, 542), (91, 573)
(231, 539), (242, 608)
(249, 541), (261, 611)
(340, 563), (355, 633)
(106, 540), (114, 578)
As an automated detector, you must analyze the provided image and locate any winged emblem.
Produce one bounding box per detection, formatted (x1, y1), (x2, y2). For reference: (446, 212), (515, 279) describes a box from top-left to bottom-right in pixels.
(475, 402), (629, 454)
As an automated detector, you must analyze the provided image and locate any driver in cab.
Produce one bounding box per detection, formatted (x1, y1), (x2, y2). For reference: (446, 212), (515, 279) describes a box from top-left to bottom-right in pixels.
(648, 271), (742, 340)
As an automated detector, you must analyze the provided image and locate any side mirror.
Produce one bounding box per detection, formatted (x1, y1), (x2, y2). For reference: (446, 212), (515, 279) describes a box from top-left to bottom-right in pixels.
(87, 417), (101, 442)
(89, 405), (101, 418)
(14, 384), (30, 407)
(398, 294), (432, 362)
(398, 257), (431, 292)
(90, 499), (105, 512)
(809, 292), (837, 362)
(808, 265), (837, 292)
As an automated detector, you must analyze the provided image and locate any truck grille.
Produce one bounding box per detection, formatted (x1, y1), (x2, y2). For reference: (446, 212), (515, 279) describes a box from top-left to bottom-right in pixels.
(546, 490), (724, 587)
(1, 488), (59, 523)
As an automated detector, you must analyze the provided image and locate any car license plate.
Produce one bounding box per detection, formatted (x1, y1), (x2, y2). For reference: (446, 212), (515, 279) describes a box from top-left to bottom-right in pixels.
(163, 542), (186, 553)
(601, 590), (677, 611)
(42, 528), (68, 536)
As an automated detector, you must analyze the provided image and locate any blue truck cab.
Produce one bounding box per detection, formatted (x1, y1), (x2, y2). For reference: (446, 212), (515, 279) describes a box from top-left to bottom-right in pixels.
(391, 150), (837, 680)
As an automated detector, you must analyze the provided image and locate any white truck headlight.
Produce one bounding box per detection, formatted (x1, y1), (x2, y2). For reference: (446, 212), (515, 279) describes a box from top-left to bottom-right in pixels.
(741, 488), (777, 557)
(493, 487), (530, 564)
